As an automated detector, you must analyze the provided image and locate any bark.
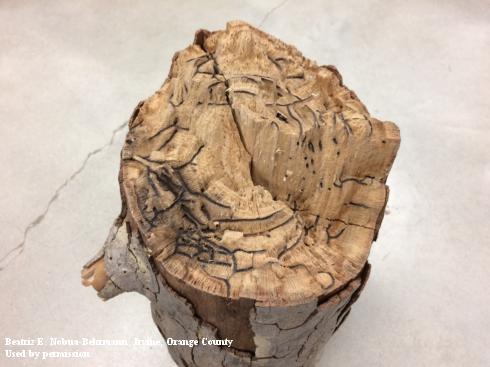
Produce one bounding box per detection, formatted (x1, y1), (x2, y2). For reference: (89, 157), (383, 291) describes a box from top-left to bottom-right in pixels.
(82, 21), (400, 367)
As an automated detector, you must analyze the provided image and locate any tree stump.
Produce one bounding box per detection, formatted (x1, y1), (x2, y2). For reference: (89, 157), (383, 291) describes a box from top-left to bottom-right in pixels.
(82, 21), (400, 367)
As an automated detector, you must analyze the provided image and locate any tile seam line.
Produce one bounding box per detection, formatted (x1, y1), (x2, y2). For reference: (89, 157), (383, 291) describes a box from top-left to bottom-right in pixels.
(0, 120), (128, 272)
(258, 0), (290, 28)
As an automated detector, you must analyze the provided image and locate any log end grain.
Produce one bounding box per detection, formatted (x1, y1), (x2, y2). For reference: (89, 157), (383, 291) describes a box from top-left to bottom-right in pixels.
(82, 20), (400, 367)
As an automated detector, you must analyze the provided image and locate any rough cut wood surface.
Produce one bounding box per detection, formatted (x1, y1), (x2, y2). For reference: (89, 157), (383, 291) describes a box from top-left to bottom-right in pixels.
(82, 21), (400, 366)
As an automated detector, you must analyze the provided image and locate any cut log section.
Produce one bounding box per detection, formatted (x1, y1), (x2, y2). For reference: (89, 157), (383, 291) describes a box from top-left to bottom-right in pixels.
(82, 21), (400, 367)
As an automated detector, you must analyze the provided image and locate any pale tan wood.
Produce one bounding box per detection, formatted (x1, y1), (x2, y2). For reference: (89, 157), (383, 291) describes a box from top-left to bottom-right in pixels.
(82, 20), (399, 367)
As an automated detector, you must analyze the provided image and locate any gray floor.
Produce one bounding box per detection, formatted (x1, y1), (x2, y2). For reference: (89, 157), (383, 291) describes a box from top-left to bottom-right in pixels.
(1, 1), (489, 366)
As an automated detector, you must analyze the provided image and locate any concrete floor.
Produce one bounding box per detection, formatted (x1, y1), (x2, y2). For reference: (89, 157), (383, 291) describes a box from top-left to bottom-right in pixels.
(1, 1), (489, 366)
